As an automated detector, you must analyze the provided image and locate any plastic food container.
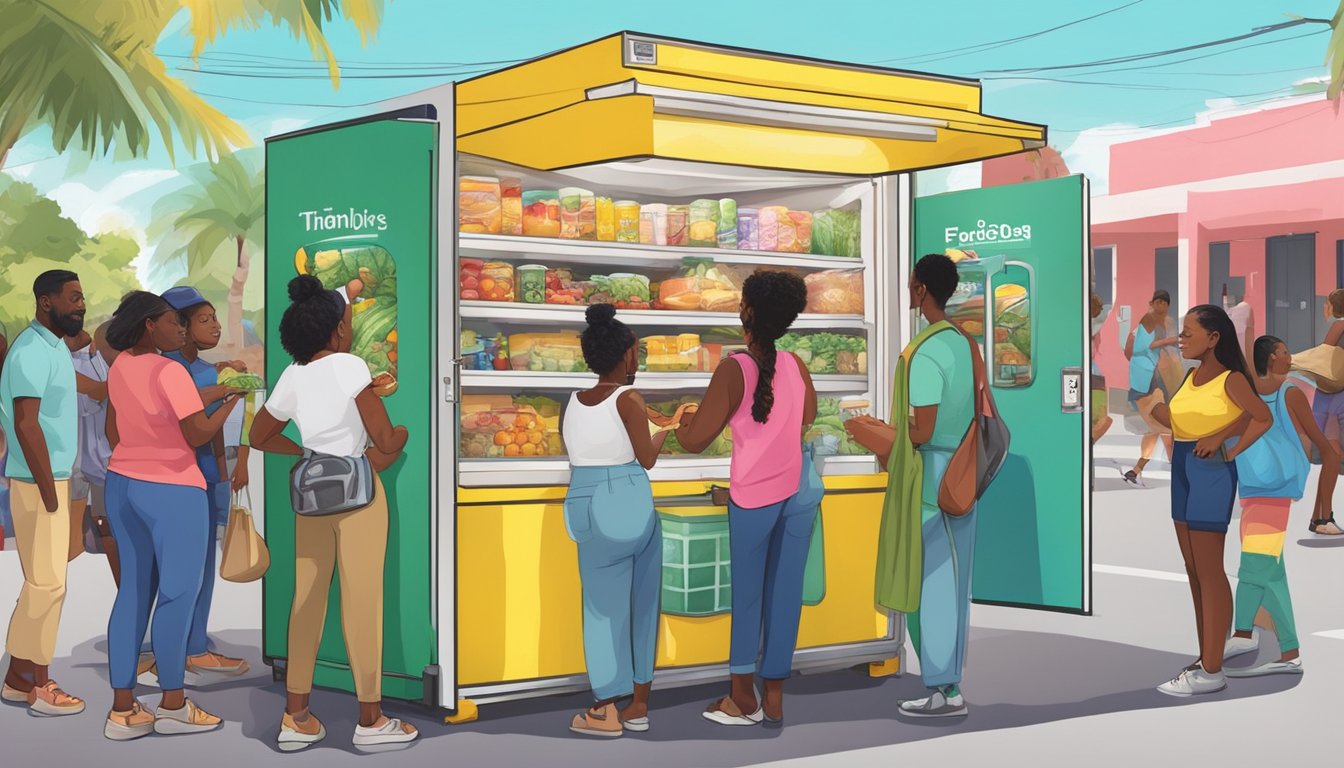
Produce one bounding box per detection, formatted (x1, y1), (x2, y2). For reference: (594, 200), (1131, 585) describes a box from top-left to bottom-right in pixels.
(717, 199), (738, 249)
(787, 210), (814, 254)
(758, 206), (788, 251)
(480, 262), (515, 302)
(559, 187), (595, 240)
(500, 177), (523, 236)
(644, 334), (702, 371)
(615, 200), (641, 243)
(688, 199), (719, 247)
(803, 269), (864, 315)
(639, 203), (669, 246)
(595, 197), (615, 241)
(737, 208), (759, 250)
(459, 258), (484, 301)
(607, 273), (651, 309)
(459, 176), (501, 234)
(517, 264), (547, 304)
(522, 190), (561, 238)
(666, 205), (689, 246)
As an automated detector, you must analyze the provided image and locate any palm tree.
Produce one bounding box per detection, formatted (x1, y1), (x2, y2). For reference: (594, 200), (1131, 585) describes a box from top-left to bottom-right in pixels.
(1329, 1), (1344, 101)
(151, 149), (263, 351)
(0, 1), (385, 169)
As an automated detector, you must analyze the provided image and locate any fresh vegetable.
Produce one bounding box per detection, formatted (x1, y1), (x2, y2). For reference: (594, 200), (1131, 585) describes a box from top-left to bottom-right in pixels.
(811, 208), (861, 258)
(806, 397), (870, 457)
(777, 333), (867, 375)
(217, 367), (264, 390)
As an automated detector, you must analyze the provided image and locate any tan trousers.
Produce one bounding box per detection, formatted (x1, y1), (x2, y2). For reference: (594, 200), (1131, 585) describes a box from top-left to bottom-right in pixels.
(286, 475), (387, 702)
(6, 480), (70, 666)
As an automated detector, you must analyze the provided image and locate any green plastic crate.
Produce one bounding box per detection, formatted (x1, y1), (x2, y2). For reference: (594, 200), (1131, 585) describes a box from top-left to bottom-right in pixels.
(658, 510), (826, 617)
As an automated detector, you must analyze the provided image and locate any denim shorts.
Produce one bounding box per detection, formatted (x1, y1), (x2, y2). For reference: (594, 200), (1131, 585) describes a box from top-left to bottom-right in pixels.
(1171, 440), (1238, 533)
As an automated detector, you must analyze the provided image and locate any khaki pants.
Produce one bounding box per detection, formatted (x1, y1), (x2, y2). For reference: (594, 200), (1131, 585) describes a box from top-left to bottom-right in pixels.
(6, 480), (70, 666)
(286, 475), (387, 702)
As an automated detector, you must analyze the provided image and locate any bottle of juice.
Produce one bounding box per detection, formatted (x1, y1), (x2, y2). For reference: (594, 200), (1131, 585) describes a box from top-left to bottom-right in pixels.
(595, 196), (616, 241)
(615, 200), (641, 243)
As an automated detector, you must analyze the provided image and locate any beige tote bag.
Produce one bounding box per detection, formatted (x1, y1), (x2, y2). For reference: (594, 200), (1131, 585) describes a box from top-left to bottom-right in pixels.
(1289, 344), (1344, 394)
(220, 489), (270, 583)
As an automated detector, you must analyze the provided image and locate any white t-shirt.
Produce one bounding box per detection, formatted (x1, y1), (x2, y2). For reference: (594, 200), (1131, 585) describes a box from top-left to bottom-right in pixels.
(563, 386), (636, 467)
(264, 353), (371, 458)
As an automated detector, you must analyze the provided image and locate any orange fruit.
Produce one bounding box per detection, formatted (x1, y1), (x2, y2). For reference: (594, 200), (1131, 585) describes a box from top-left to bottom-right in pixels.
(521, 443), (538, 457)
(493, 431), (511, 446)
(504, 444), (521, 457)
(514, 431), (529, 446)
(527, 431), (543, 445)
(481, 278), (496, 293)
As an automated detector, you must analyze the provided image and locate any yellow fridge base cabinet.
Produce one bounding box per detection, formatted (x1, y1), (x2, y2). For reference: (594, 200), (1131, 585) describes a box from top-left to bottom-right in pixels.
(455, 478), (900, 704)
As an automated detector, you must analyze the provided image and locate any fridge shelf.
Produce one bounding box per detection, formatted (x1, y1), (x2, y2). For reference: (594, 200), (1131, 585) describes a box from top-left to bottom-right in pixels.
(460, 370), (870, 392)
(457, 454), (879, 488)
(459, 233), (863, 272)
(459, 301), (866, 330)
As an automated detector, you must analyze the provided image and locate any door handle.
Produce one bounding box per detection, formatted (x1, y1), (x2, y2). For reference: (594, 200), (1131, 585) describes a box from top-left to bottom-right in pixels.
(1061, 367), (1084, 414)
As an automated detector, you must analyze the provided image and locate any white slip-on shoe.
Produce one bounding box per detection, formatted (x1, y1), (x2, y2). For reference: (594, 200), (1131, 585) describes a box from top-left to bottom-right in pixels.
(278, 710), (326, 752)
(353, 717), (419, 749)
(1226, 659), (1303, 678)
(1157, 666), (1227, 697)
(153, 699), (223, 735)
(621, 716), (650, 732)
(105, 702), (155, 741)
(897, 689), (968, 719)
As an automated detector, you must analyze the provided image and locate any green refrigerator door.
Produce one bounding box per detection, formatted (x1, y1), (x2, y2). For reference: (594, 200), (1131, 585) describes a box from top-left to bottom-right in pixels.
(264, 117), (439, 700)
(914, 176), (1092, 614)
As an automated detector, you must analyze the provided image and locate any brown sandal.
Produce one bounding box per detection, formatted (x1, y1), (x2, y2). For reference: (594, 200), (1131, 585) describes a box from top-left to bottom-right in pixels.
(569, 702), (622, 738)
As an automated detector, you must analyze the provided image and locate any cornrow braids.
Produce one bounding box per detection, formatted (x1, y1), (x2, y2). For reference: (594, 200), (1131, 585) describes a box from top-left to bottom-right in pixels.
(740, 271), (808, 424)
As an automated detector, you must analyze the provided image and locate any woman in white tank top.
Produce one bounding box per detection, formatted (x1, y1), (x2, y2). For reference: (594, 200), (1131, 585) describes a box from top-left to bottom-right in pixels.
(561, 304), (670, 738)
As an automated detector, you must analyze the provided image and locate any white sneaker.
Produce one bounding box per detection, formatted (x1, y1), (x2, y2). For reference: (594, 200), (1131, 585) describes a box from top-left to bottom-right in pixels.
(1157, 666), (1227, 697)
(1223, 633), (1258, 660)
(897, 689), (967, 718)
(1226, 659), (1303, 678)
(353, 717), (418, 750)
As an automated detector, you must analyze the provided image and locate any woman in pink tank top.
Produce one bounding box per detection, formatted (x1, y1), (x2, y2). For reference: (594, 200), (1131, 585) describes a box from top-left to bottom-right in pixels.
(675, 271), (821, 729)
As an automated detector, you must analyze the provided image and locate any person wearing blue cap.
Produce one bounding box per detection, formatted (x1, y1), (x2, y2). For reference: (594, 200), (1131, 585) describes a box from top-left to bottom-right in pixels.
(135, 286), (251, 687)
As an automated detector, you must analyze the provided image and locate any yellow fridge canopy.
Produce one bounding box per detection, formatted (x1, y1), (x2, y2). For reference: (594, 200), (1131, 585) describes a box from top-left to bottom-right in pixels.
(456, 32), (1046, 176)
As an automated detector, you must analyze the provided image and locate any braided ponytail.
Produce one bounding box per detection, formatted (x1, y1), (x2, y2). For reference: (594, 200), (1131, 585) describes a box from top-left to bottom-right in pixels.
(741, 271), (808, 424)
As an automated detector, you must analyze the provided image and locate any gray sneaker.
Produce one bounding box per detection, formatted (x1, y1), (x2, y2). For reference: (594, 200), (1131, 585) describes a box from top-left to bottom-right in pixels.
(897, 689), (967, 718)
(1157, 666), (1227, 697)
(1226, 659), (1302, 678)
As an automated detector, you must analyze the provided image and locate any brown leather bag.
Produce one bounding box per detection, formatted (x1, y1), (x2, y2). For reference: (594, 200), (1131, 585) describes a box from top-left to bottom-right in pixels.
(937, 329), (1008, 516)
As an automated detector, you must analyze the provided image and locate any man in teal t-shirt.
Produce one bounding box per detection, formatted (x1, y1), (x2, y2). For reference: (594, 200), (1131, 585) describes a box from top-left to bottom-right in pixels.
(899, 253), (977, 720)
(0, 270), (86, 717)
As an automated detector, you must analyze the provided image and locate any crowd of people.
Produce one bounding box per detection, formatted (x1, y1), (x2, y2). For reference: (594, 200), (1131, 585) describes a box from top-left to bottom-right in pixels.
(0, 254), (1332, 753)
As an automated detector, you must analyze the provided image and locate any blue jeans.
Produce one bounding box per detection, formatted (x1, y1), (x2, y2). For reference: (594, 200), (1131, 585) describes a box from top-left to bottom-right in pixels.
(727, 447), (823, 680)
(105, 472), (208, 691)
(566, 463), (661, 702)
(914, 448), (977, 690)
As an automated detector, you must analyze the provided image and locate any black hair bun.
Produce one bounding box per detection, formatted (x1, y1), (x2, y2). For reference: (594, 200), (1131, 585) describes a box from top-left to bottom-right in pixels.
(586, 303), (617, 325)
(288, 274), (326, 303)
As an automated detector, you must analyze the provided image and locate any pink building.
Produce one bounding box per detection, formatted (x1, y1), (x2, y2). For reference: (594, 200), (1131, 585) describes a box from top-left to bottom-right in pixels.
(1090, 95), (1344, 400)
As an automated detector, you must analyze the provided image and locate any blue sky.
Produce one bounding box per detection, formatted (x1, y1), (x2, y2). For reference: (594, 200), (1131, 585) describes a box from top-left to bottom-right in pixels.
(4, 0), (1340, 285)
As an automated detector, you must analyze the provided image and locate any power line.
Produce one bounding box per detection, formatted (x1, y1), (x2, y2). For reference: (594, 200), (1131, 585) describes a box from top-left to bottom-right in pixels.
(156, 50), (531, 68)
(1022, 29), (1330, 78)
(177, 67), (493, 80)
(874, 0), (1147, 65)
(1050, 90), (1326, 133)
(988, 17), (1330, 74)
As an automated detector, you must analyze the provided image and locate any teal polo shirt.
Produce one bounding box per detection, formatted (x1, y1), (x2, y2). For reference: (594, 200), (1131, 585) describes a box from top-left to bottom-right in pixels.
(0, 321), (79, 481)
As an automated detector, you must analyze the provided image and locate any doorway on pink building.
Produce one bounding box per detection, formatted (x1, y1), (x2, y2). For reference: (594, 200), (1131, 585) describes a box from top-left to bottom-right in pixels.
(1266, 234), (1316, 353)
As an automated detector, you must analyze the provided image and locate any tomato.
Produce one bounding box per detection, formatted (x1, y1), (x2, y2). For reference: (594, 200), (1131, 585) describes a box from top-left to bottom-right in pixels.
(462, 276), (479, 290)
(460, 289), (480, 300)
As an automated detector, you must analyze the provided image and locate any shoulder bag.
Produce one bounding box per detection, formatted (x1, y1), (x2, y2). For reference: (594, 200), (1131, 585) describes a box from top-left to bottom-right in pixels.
(290, 449), (376, 516)
(938, 329), (1011, 517)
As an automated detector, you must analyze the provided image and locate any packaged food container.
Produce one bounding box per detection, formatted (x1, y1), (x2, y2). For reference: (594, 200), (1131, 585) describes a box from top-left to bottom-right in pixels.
(615, 200), (641, 243)
(544, 268), (580, 305)
(666, 205), (689, 246)
(657, 276), (704, 311)
(803, 269), (864, 315)
(480, 262), (515, 302)
(639, 203), (669, 246)
(595, 197), (616, 241)
(688, 199), (719, 247)
(517, 264), (547, 304)
(840, 397), (871, 419)
(737, 208), (759, 251)
(459, 258), (484, 301)
(717, 199), (738, 249)
(521, 190), (561, 238)
(459, 176), (501, 234)
(572, 280), (598, 305)
(509, 331), (585, 372)
(758, 206), (787, 251)
(787, 210), (814, 253)
(644, 334), (702, 371)
(775, 210), (798, 252)
(811, 208), (860, 258)
(559, 187), (595, 240)
(500, 177), (523, 235)
(606, 273), (651, 309)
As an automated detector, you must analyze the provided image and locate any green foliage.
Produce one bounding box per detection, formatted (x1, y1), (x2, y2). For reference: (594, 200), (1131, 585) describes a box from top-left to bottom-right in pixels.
(0, 174), (141, 334)
(1329, 2), (1344, 102)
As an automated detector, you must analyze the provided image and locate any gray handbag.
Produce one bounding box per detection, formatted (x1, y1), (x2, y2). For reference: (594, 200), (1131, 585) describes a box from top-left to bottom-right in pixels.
(289, 450), (376, 517)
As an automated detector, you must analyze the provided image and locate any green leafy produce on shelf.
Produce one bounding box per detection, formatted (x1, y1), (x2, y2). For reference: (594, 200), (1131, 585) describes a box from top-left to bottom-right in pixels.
(811, 209), (861, 258)
(777, 333), (867, 375)
(514, 395), (562, 419)
(1009, 325), (1031, 357)
(651, 398), (731, 456)
(807, 398), (869, 457)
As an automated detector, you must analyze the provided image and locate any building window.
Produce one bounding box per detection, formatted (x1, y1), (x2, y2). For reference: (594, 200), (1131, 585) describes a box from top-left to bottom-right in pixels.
(1092, 246), (1114, 305)
(1155, 247), (1179, 303)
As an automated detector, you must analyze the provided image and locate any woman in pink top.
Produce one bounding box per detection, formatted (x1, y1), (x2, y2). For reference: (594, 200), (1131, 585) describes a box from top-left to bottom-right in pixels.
(676, 271), (820, 728)
(101, 292), (241, 742)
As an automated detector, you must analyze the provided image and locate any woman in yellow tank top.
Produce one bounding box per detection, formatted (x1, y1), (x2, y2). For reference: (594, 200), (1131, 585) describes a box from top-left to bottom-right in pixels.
(1151, 305), (1270, 698)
